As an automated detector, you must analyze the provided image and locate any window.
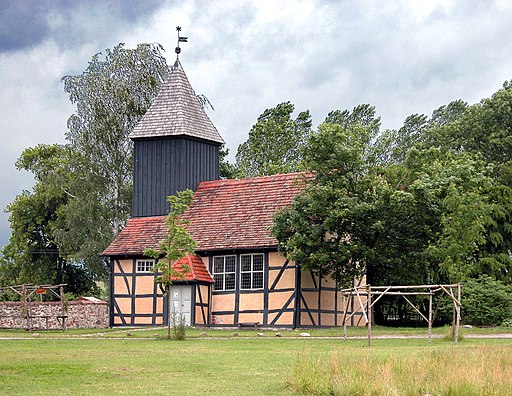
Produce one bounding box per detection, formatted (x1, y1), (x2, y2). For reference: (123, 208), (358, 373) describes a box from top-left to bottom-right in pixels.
(212, 256), (236, 291)
(240, 254), (264, 290)
(136, 259), (155, 273)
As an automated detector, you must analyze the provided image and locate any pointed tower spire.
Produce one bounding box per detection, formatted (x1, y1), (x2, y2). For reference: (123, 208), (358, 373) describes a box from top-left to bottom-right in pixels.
(129, 30), (225, 217)
(129, 60), (224, 143)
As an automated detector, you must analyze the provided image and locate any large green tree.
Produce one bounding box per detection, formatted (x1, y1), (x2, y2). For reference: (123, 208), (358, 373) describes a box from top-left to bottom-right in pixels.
(3, 144), (97, 294)
(235, 102), (312, 177)
(273, 97), (511, 287)
(4, 43), (170, 288)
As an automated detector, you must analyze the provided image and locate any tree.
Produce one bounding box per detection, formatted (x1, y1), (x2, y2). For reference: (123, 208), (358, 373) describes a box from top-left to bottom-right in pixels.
(62, 42), (170, 238)
(235, 102), (312, 177)
(219, 144), (237, 179)
(3, 144), (97, 295)
(5, 43), (170, 285)
(272, 122), (382, 286)
(272, 120), (507, 288)
(144, 190), (196, 339)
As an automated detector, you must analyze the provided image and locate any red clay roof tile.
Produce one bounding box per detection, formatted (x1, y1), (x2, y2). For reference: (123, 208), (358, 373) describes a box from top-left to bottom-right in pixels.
(102, 172), (307, 256)
(171, 254), (213, 283)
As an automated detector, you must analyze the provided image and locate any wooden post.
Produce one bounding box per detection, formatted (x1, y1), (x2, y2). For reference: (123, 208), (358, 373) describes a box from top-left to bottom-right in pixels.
(428, 292), (433, 344)
(455, 284), (461, 344)
(367, 284), (372, 347)
(342, 294), (347, 340)
(60, 285), (66, 331)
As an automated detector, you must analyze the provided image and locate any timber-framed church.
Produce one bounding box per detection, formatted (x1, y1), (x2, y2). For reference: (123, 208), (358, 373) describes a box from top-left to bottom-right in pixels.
(103, 54), (363, 328)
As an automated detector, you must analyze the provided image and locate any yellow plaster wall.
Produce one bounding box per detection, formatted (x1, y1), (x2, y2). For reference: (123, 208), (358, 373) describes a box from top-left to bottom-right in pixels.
(301, 312), (314, 326)
(321, 314), (336, 326)
(196, 285), (210, 305)
(211, 293), (235, 312)
(301, 271), (318, 288)
(268, 268), (295, 290)
(212, 313), (234, 325)
(134, 298), (153, 314)
(302, 290), (319, 310)
(113, 276), (130, 295)
(239, 292), (263, 311)
(115, 297), (132, 315)
(195, 306), (207, 325)
(321, 290), (336, 311)
(114, 259), (133, 274)
(135, 276), (156, 295)
(268, 291), (294, 310)
(268, 311), (294, 326)
(268, 252), (286, 266)
(134, 317), (154, 325)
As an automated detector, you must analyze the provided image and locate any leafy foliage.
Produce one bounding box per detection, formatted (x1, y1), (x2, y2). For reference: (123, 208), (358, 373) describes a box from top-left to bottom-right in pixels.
(144, 190), (196, 339)
(144, 190), (196, 287)
(273, 90), (512, 290)
(4, 43), (169, 290)
(461, 276), (512, 326)
(235, 102), (312, 177)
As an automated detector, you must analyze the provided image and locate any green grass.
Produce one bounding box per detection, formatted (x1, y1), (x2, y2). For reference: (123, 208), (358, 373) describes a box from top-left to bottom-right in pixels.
(2, 324), (511, 339)
(0, 336), (511, 395)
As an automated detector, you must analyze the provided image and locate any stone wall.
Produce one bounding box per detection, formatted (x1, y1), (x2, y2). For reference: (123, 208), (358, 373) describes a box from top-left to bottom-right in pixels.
(0, 299), (108, 330)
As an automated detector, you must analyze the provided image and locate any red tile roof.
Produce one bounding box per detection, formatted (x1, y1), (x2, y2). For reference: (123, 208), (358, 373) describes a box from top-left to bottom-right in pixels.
(102, 172), (307, 256)
(102, 216), (167, 256)
(184, 172), (307, 251)
(171, 254), (213, 283)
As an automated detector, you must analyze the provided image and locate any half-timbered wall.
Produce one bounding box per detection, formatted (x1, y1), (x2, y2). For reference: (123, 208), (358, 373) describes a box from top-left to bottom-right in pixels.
(297, 272), (366, 327)
(110, 253), (366, 328)
(110, 258), (165, 326)
(194, 283), (211, 326)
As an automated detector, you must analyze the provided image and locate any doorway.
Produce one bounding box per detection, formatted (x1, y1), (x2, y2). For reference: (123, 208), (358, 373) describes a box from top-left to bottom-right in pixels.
(169, 285), (192, 325)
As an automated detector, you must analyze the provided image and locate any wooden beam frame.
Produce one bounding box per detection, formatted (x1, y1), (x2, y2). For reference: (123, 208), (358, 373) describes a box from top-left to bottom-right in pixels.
(339, 283), (462, 345)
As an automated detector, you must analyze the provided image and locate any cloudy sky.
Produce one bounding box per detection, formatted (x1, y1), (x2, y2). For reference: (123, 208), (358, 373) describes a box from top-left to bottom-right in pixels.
(1, 0), (512, 249)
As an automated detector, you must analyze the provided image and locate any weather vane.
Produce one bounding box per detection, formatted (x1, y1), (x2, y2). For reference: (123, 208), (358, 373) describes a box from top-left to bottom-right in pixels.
(175, 26), (188, 57)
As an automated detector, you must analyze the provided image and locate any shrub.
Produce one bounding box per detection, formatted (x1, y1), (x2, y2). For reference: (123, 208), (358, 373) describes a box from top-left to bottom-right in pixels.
(461, 276), (512, 326)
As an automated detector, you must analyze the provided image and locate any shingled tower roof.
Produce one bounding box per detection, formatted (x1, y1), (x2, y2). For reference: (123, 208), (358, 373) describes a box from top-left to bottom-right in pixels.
(129, 59), (224, 144)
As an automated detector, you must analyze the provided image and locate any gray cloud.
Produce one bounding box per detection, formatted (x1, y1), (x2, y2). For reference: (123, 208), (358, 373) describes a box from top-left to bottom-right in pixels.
(0, 0), (163, 53)
(1, 0), (512, 249)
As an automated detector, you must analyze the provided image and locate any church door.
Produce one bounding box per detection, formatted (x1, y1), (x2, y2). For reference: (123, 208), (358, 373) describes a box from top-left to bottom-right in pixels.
(169, 285), (192, 325)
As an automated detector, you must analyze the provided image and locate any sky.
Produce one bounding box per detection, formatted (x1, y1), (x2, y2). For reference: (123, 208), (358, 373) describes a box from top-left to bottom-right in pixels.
(1, 0), (512, 249)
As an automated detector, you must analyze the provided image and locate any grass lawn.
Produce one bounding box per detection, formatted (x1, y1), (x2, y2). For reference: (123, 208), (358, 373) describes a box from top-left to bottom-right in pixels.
(0, 334), (511, 395)
(1, 324), (511, 338)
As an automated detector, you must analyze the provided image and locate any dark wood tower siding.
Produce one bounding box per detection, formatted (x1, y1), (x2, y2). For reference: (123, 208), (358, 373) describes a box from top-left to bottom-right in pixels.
(132, 137), (220, 217)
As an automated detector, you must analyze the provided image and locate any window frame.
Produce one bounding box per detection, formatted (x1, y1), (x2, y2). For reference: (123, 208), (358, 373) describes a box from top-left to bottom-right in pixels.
(136, 259), (155, 273)
(240, 253), (264, 290)
(212, 255), (237, 291)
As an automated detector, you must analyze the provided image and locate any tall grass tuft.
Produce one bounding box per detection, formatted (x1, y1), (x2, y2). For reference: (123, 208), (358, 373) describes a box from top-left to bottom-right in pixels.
(170, 309), (187, 340)
(289, 346), (512, 395)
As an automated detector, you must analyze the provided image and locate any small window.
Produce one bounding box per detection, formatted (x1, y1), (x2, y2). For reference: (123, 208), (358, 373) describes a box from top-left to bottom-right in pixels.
(136, 259), (155, 273)
(240, 254), (264, 290)
(212, 256), (236, 291)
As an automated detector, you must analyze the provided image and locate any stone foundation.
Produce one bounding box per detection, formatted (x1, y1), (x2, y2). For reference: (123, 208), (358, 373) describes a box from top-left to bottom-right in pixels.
(0, 298), (108, 330)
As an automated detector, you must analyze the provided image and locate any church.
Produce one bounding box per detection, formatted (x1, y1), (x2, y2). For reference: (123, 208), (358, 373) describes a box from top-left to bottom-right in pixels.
(102, 50), (364, 328)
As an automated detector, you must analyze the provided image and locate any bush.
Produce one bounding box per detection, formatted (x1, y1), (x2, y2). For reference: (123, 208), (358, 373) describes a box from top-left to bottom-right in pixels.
(462, 276), (512, 326)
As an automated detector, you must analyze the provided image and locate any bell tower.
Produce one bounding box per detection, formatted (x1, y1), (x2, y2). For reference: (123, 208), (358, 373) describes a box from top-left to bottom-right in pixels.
(129, 28), (224, 217)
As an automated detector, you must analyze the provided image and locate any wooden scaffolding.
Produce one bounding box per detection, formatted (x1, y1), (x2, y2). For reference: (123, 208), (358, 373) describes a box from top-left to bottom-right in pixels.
(340, 284), (462, 346)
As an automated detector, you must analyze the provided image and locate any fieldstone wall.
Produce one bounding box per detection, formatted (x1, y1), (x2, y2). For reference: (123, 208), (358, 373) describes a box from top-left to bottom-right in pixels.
(0, 299), (108, 330)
